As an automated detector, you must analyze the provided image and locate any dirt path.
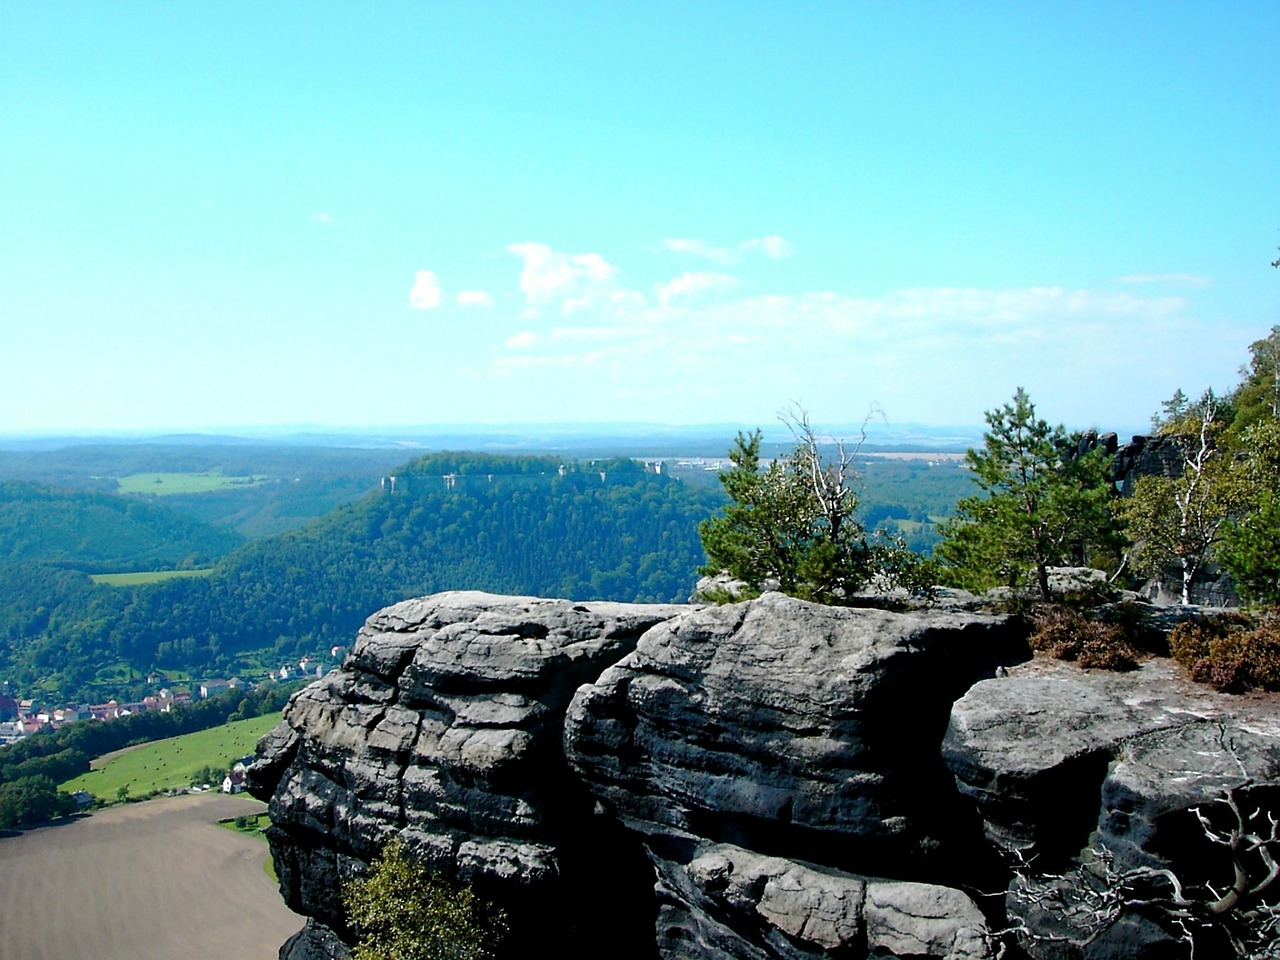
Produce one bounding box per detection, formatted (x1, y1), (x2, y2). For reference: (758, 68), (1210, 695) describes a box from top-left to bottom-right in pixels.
(0, 793), (304, 960)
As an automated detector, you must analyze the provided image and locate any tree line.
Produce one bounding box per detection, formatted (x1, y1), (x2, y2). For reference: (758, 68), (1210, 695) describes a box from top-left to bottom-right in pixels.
(700, 328), (1280, 616)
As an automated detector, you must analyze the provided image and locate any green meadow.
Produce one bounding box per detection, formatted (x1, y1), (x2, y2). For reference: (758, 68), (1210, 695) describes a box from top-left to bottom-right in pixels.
(62, 713), (281, 801)
(90, 568), (214, 586)
(115, 471), (269, 495)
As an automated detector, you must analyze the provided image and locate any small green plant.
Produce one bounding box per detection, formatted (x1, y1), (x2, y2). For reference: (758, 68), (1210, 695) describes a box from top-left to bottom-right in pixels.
(343, 839), (506, 960)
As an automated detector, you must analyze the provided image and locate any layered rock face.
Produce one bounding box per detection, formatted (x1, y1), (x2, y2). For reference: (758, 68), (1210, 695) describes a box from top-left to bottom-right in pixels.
(945, 656), (1280, 958)
(248, 591), (688, 956)
(251, 591), (1280, 960)
(564, 593), (1028, 958)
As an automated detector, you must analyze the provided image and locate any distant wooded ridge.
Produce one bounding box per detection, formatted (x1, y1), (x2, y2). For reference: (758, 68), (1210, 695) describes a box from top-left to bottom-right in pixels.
(0, 420), (994, 454)
(0, 446), (972, 705)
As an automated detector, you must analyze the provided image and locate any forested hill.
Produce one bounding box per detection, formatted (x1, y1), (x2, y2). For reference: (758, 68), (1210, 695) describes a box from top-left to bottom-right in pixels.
(1, 454), (725, 701)
(0, 481), (243, 572)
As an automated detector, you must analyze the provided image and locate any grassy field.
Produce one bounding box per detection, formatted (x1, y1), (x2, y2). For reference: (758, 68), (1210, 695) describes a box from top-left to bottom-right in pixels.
(115, 470), (269, 495)
(90, 567), (214, 586)
(62, 713), (281, 800)
(218, 811), (278, 879)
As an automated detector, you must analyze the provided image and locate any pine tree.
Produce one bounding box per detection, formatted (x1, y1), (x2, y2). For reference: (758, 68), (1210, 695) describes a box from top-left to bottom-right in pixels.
(937, 388), (1116, 600)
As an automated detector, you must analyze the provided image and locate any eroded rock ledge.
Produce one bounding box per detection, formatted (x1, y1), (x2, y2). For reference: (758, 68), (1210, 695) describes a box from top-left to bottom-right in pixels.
(248, 591), (686, 955)
(250, 591), (1280, 960)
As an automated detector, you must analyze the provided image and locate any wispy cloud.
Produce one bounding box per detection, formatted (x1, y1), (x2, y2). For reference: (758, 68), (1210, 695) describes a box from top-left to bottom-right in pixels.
(409, 270), (442, 310)
(313, 212), (333, 224)
(662, 235), (793, 263)
(457, 290), (494, 308)
(1118, 272), (1211, 288)
(661, 237), (735, 264)
(657, 271), (739, 306)
(505, 330), (539, 348)
(741, 235), (791, 258)
(491, 350), (605, 373)
(492, 283), (1189, 373)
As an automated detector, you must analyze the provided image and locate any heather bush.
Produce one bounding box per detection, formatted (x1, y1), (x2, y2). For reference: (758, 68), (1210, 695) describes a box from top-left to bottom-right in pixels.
(1172, 610), (1280, 692)
(1027, 607), (1140, 671)
(1168, 612), (1251, 672)
(1077, 633), (1138, 671)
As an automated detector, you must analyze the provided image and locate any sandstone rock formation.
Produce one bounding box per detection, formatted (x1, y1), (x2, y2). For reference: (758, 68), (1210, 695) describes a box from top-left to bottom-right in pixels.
(248, 591), (688, 957)
(250, 591), (1280, 960)
(946, 656), (1280, 958)
(564, 592), (1028, 958)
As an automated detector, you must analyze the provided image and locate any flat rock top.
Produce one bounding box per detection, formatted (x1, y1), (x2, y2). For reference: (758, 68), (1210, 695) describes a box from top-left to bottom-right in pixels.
(350, 590), (692, 685)
(946, 656), (1280, 779)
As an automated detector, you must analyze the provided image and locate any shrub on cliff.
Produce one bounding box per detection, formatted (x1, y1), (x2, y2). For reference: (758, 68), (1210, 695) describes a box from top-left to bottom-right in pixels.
(1027, 607), (1141, 671)
(699, 410), (935, 604)
(1168, 610), (1280, 692)
(342, 839), (506, 960)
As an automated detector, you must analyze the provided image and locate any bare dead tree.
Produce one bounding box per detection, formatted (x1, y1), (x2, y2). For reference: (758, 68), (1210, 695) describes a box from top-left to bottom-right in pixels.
(777, 403), (881, 544)
(995, 732), (1280, 958)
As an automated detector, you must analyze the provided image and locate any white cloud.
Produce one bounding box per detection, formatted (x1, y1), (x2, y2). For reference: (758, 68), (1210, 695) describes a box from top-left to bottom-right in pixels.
(409, 270), (442, 310)
(505, 330), (539, 348)
(563, 288), (648, 315)
(471, 239), (1209, 425)
(1118, 273), (1211, 288)
(457, 290), (494, 308)
(511, 285), (1186, 375)
(657, 271), (739, 306)
(313, 212), (333, 224)
(741, 235), (792, 258)
(507, 242), (617, 306)
(491, 350), (605, 373)
(661, 237), (735, 264)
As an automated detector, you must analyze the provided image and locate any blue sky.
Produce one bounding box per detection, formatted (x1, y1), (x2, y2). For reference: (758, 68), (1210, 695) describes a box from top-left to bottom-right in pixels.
(2, 2), (1277, 436)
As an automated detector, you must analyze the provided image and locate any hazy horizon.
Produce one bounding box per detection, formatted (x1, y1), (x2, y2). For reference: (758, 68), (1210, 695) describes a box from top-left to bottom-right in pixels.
(1, 416), (1171, 459)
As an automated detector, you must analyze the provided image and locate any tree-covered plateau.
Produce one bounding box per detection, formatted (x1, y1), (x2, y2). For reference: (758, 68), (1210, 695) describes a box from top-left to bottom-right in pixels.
(0, 454), (725, 701)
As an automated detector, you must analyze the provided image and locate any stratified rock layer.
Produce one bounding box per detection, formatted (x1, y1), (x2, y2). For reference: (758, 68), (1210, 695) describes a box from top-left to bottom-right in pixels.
(564, 592), (1028, 959)
(944, 656), (1280, 958)
(249, 591), (688, 956)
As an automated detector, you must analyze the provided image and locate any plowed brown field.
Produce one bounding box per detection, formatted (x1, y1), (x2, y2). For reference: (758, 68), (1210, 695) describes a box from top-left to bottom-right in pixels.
(0, 793), (303, 960)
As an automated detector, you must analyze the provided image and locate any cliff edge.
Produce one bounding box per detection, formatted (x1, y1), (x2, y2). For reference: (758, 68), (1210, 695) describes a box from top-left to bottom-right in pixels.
(250, 591), (1280, 959)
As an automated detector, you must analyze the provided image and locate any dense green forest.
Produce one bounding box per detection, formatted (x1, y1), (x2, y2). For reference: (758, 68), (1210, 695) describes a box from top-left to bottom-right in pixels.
(0, 443), (405, 539)
(0, 454), (726, 700)
(0, 481), (243, 572)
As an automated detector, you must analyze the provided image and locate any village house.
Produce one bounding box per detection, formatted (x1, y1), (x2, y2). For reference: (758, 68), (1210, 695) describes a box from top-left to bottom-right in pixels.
(199, 680), (232, 699)
(221, 761), (250, 794)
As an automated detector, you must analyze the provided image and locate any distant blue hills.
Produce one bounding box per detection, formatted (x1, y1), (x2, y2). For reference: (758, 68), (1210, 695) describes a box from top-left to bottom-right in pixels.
(0, 419), (1152, 455)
